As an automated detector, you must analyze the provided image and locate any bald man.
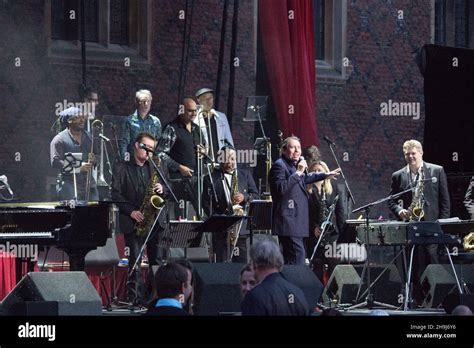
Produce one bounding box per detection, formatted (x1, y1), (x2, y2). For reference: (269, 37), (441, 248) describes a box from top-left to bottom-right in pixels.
(156, 98), (206, 219)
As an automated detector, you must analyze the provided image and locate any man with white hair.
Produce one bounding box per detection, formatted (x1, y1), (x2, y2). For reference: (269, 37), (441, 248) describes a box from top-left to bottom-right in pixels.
(194, 87), (234, 162)
(241, 238), (310, 315)
(120, 89), (162, 161)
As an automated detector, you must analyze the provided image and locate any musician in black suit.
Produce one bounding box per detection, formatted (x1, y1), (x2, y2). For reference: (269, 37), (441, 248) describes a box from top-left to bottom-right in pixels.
(112, 132), (168, 305)
(241, 237), (311, 315)
(387, 139), (450, 303)
(145, 262), (192, 316)
(202, 146), (259, 262)
(388, 140), (450, 222)
(269, 136), (340, 265)
(464, 176), (474, 219)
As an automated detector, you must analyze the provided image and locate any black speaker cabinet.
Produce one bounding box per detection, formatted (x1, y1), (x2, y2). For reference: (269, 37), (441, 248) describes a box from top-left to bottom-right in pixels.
(193, 263), (324, 315)
(421, 264), (474, 308)
(1, 272), (102, 315)
(322, 264), (402, 306)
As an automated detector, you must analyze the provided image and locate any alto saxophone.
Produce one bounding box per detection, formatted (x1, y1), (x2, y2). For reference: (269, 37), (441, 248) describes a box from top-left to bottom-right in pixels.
(135, 156), (165, 237)
(408, 171), (425, 221)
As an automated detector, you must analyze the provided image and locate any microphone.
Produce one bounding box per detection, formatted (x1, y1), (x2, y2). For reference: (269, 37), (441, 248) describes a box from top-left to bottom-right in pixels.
(0, 175), (13, 195)
(422, 177), (438, 184)
(98, 133), (110, 142)
(297, 156), (308, 174)
(138, 143), (154, 153)
(323, 136), (336, 146)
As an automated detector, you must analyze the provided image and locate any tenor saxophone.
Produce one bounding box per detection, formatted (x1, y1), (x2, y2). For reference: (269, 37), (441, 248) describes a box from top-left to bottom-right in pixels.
(135, 156), (165, 237)
(408, 172), (425, 221)
(228, 170), (244, 260)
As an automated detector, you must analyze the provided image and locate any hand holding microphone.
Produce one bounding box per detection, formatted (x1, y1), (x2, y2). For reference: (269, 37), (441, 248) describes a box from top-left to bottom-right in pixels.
(296, 156), (308, 175)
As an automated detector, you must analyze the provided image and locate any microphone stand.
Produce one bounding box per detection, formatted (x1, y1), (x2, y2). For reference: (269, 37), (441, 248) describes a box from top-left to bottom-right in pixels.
(310, 195), (339, 263)
(147, 154), (179, 205)
(205, 163), (219, 206)
(324, 138), (356, 213)
(251, 104), (271, 197)
(127, 155), (179, 306)
(110, 124), (122, 163)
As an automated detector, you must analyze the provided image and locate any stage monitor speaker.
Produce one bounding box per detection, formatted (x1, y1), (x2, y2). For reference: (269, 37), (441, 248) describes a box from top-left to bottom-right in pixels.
(193, 263), (323, 315)
(193, 263), (243, 315)
(280, 265), (324, 309)
(1, 272), (102, 315)
(421, 264), (474, 308)
(322, 264), (402, 306)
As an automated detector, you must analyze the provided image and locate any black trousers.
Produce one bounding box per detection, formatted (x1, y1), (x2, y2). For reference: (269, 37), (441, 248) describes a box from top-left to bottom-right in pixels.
(278, 236), (306, 265)
(169, 177), (201, 220)
(123, 230), (160, 305)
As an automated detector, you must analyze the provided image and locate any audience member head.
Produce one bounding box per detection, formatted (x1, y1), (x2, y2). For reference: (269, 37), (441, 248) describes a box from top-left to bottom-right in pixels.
(249, 237), (284, 282)
(302, 145), (322, 165)
(240, 263), (256, 297)
(154, 262), (192, 304)
(451, 305), (472, 316)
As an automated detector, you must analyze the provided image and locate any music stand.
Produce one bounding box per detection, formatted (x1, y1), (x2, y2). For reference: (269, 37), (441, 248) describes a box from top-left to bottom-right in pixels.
(158, 220), (205, 259)
(62, 152), (82, 201)
(194, 215), (246, 262)
(248, 200), (272, 245)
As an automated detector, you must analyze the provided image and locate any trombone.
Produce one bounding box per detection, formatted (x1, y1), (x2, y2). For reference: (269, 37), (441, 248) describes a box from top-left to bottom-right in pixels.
(85, 119), (111, 201)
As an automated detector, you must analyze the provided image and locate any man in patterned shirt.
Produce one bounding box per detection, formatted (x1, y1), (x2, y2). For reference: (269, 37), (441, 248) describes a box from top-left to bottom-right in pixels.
(119, 89), (162, 161)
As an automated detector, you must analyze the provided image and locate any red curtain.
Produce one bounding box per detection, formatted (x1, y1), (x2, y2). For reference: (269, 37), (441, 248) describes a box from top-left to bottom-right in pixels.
(259, 0), (317, 147)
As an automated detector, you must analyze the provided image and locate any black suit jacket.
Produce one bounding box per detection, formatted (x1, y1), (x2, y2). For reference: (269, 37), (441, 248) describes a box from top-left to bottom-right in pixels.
(202, 168), (259, 216)
(388, 162), (450, 221)
(308, 180), (346, 243)
(465, 176), (474, 219)
(111, 160), (168, 235)
(241, 272), (311, 316)
(269, 157), (326, 237)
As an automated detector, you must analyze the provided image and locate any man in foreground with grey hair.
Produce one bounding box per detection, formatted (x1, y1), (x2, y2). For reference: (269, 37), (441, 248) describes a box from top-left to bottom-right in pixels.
(241, 237), (311, 315)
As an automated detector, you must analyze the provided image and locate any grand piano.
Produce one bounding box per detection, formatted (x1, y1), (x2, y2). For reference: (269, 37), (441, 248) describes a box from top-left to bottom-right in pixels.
(0, 201), (113, 272)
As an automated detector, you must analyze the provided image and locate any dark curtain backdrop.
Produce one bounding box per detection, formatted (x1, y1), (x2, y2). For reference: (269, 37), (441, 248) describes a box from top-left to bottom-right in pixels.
(259, 0), (317, 147)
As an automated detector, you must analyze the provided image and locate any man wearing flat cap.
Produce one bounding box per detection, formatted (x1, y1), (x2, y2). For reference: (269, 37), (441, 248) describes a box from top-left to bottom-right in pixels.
(50, 106), (99, 201)
(194, 88), (234, 162)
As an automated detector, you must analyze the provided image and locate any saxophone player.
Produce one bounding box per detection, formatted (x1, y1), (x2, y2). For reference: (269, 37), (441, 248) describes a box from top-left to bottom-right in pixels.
(112, 132), (167, 305)
(202, 145), (259, 262)
(388, 139), (450, 304)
